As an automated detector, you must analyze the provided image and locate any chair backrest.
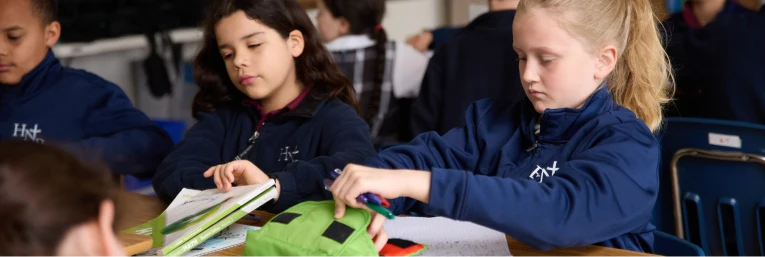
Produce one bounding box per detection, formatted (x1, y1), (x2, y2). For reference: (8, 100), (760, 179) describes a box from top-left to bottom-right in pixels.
(657, 117), (765, 256)
(654, 230), (706, 256)
(153, 119), (186, 144)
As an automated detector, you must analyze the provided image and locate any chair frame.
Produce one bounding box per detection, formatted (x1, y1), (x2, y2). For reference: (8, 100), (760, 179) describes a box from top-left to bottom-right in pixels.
(670, 148), (765, 239)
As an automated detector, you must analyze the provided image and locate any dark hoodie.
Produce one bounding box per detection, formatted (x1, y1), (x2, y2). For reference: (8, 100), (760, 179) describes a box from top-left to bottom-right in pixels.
(410, 10), (525, 137)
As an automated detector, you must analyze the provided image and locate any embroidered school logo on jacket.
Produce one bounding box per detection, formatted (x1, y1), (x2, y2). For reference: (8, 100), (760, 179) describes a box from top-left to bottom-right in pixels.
(12, 123), (45, 143)
(529, 161), (558, 183)
(278, 146), (299, 163)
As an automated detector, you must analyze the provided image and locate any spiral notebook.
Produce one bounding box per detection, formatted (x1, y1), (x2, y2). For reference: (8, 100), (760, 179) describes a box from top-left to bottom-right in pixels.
(182, 224), (260, 256)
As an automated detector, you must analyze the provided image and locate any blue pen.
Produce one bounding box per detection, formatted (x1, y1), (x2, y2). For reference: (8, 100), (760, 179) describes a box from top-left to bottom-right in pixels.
(331, 168), (342, 179)
(356, 193), (369, 203)
(364, 193), (383, 205)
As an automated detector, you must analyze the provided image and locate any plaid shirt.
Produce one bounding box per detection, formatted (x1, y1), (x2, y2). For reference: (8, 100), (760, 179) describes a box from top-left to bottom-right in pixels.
(331, 42), (402, 144)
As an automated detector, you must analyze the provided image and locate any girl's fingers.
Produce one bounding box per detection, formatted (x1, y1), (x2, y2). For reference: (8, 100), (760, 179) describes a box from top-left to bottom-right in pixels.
(224, 163), (236, 185)
(219, 166), (230, 191)
(346, 174), (372, 209)
(368, 213), (386, 238)
(332, 165), (381, 217)
(208, 163), (253, 192)
(221, 163), (232, 191)
(203, 167), (215, 178)
(344, 178), (364, 208)
(336, 167), (360, 205)
(335, 166), (376, 209)
(373, 228), (389, 252)
(330, 171), (351, 201)
(329, 167), (348, 192)
(212, 166), (222, 189)
(334, 197), (347, 219)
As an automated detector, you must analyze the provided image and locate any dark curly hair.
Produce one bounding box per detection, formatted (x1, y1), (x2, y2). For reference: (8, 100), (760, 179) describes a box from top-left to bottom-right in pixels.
(192, 0), (359, 119)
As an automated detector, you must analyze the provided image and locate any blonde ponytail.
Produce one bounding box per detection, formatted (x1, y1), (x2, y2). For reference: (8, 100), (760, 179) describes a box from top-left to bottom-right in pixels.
(518, 0), (673, 132)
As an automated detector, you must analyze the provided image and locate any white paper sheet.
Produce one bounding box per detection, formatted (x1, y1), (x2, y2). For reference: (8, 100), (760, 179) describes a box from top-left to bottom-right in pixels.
(384, 216), (512, 256)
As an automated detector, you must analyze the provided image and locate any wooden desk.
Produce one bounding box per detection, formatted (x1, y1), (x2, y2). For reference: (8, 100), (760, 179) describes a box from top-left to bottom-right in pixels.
(117, 192), (655, 256)
(118, 232), (152, 256)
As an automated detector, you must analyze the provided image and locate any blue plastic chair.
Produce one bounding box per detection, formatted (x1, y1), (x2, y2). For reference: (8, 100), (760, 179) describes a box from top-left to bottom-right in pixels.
(123, 119), (186, 194)
(153, 119), (187, 144)
(654, 230), (705, 256)
(655, 117), (765, 255)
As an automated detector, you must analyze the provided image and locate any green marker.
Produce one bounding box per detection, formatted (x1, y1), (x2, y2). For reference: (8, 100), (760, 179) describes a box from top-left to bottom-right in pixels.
(365, 202), (395, 220)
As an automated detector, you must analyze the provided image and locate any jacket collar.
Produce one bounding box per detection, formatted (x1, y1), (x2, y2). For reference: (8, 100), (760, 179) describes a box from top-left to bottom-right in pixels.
(324, 35), (375, 52)
(520, 85), (614, 144)
(244, 92), (327, 122)
(1, 50), (61, 101)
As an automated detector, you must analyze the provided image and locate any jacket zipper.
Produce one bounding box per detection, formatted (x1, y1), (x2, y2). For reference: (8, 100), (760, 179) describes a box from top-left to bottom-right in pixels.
(234, 121), (265, 160)
(525, 113), (543, 154)
(525, 140), (538, 153)
(249, 121), (266, 160)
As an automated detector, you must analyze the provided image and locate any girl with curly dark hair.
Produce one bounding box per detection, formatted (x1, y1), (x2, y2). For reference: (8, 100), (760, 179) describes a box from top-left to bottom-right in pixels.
(153, 0), (376, 213)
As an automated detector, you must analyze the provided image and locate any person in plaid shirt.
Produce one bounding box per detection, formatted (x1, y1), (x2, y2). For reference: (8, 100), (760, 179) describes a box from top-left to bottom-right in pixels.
(316, 0), (429, 145)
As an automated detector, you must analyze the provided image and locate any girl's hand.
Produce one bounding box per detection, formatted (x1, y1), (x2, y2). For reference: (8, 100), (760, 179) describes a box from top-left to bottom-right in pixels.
(368, 213), (388, 251)
(329, 164), (431, 219)
(203, 160), (270, 192)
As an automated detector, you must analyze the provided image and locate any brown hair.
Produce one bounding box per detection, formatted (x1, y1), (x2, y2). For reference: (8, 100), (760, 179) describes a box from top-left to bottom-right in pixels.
(0, 141), (117, 256)
(192, 0), (360, 119)
(518, 0), (674, 132)
(322, 0), (386, 124)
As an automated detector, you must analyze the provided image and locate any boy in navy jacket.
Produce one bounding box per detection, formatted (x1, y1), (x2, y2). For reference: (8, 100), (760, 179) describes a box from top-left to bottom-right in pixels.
(0, 0), (173, 177)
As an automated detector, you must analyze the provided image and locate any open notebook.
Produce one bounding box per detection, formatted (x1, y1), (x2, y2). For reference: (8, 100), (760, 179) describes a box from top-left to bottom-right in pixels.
(384, 216), (512, 256)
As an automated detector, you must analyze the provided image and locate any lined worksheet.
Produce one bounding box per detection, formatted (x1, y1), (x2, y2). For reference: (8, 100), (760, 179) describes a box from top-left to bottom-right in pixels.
(384, 217), (512, 256)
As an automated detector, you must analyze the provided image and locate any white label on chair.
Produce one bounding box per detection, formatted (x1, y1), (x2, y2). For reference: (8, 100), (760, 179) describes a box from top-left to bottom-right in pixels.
(708, 133), (742, 148)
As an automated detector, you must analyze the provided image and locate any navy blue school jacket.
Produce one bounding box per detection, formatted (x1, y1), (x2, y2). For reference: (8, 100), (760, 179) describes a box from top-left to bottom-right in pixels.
(411, 10), (525, 137)
(663, 1), (765, 124)
(428, 26), (461, 51)
(153, 96), (376, 213)
(0, 50), (173, 177)
(371, 87), (659, 252)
